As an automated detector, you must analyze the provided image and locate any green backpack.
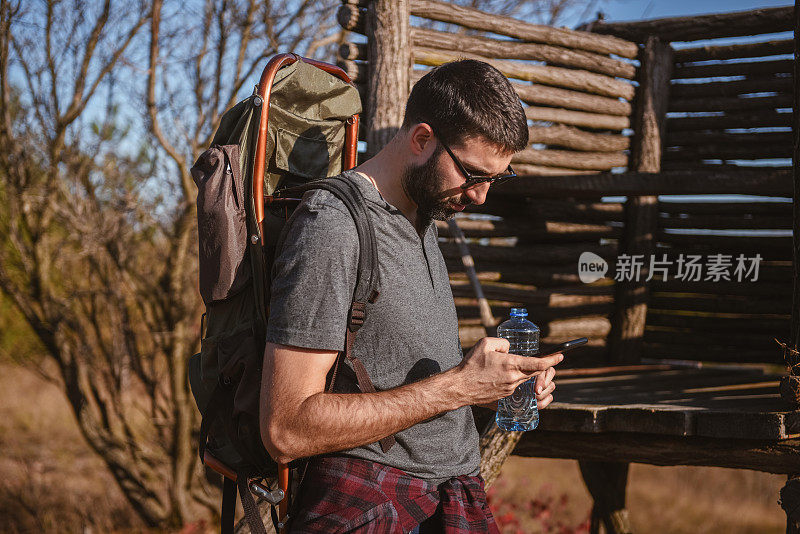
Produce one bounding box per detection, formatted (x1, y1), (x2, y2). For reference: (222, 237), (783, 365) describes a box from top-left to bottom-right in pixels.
(188, 56), (388, 533)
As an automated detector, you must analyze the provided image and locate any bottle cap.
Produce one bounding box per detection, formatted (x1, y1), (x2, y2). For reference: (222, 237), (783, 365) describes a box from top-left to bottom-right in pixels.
(510, 308), (528, 317)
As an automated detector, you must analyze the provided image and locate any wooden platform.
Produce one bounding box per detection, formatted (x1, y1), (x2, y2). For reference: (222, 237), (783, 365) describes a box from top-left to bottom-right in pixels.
(498, 365), (800, 475)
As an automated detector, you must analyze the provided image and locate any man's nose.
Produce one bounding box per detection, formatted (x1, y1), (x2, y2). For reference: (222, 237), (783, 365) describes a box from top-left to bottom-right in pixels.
(464, 182), (490, 205)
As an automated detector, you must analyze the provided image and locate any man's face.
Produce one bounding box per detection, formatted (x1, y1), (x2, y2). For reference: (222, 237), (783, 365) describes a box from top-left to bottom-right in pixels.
(402, 134), (513, 224)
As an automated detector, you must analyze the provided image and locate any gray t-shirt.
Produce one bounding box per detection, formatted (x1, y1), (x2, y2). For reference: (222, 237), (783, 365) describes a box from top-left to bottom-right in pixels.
(265, 170), (480, 484)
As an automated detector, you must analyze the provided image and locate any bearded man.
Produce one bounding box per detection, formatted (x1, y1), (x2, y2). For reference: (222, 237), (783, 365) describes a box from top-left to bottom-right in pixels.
(259, 59), (563, 533)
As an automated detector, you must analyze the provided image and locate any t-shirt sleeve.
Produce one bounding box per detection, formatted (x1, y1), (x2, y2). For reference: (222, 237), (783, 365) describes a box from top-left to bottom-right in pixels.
(265, 196), (358, 352)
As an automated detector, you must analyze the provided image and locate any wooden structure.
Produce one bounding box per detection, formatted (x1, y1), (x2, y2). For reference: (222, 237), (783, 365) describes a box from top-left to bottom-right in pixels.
(337, 1), (799, 532)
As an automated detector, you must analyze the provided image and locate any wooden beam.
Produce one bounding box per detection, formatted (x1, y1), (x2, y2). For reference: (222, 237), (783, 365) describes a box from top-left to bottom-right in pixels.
(413, 47), (635, 100)
(583, 6), (793, 43)
(664, 130), (792, 148)
(410, 27), (636, 79)
(670, 75), (794, 99)
(516, 431), (800, 474)
(662, 143), (793, 161)
(512, 163), (599, 176)
(673, 59), (793, 80)
(513, 147), (627, 171)
(673, 38), (794, 63)
(513, 82), (631, 116)
(609, 37), (673, 365)
(528, 125), (630, 152)
(410, 69), (632, 115)
(525, 106), (630, 131)
(365, 0), (409, 155)
(338, 41), (366, 61)
(791, 0), (800, 374)
(668, 94), (793, 113)
(337, 4), (366, 34)
(491, 169), (793, 197)
(666, 110), (792, 131)
(409, 0), (638, 58)
(579, 461), (632, 534)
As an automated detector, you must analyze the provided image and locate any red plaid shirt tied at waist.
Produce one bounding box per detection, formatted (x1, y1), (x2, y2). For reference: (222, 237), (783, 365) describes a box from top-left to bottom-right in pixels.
(288, 456), (500, 533)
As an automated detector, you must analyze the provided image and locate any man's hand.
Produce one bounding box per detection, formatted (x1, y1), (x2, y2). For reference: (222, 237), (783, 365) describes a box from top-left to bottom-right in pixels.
(455, 337), (563, 408)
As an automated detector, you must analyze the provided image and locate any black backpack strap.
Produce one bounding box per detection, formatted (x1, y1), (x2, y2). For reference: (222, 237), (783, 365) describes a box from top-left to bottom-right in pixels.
(237, 474), (268, 534)
(279, 177), (395, 452)
(220, 477), (237, 534)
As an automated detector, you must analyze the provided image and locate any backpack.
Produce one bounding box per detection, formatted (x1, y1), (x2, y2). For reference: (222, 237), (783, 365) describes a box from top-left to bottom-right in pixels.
(187, 55), (393, 534)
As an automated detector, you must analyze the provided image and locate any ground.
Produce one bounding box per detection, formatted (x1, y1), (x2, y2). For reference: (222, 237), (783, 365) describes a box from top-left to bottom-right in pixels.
(0, 362), (787, 533)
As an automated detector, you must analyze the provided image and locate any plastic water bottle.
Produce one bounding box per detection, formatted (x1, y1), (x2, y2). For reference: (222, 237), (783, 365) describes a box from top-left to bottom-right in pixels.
(496, 308), (540, 431)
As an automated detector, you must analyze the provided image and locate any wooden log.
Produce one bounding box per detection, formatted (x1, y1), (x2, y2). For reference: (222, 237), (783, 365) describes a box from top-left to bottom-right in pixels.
(655, 232), (792, 253)
(668, 94), (793, 113)
(663, 143), (793, 161)
(783, 476), (800, 534)
(647, 312), (791, 332)
(525, 106), (630, 131)
(583, 6), (793, 43)
(658, 201), (793, 217)
(649, 294), (792, 315)
(437, 218), (619, 241)
(651, 279), (791, 297)
(413, 47), (635, 100)
(658, 214), (793, 230)
(609, 37), (672, 365)
(492, 170), (793, 198)
(660, 160), (793, 172)
(439, 241), (617, 265)
(529, 125), (630, 152)
(450, 281), (615, 308)
(664, 130), (792, 148)
(579, 461), (632, 534)
(365, 0), (409, 155)
(410, 27), (636, 79)
(337, 4), (366, 34)
(342, 0), (369, 6)
(513, 147), (627, 171)
(666, 110), (792, 131)
(643, 328), (785, 350)
(513, 163), (599, 176)
(449, 264), (585, 287)
(514, 82), (631, 116)
(409, 0), (638, 58)
(338, 42), (366, 61)
(515, 431), (800, 474)
(673, 59), (794, 80)
(641, 342), (783, 363)
(409, 69), (632, 116)
(670, 75), (794, 99)
(336, 59), (367, 83)
(673, 39), (794, 63)
(791, 1), (800, 369)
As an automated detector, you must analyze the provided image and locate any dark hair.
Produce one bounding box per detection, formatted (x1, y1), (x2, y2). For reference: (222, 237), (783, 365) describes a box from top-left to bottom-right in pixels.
(402, 59), (528, 153)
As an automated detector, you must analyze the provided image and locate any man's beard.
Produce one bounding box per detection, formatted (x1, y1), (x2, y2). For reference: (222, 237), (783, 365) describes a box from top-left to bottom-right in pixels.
(402, 146), (470, 224)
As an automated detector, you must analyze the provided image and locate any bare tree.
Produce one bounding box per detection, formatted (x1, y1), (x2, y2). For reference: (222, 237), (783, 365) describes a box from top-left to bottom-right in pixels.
(0, 0), (338, 527)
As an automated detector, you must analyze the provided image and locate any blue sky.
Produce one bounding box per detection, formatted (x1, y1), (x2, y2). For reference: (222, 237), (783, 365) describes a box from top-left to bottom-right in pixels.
(590, 0), (791, 23)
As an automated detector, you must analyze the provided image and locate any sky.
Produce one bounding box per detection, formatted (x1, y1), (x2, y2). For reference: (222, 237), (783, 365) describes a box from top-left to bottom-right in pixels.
(587, 0), (792, 24)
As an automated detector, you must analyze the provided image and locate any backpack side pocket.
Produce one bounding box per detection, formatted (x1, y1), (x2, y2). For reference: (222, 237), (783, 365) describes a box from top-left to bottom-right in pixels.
(192, 144), (251, 304)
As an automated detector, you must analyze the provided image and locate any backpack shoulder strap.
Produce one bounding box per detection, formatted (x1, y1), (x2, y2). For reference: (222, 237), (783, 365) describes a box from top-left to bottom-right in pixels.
(279, 176), (395, 453)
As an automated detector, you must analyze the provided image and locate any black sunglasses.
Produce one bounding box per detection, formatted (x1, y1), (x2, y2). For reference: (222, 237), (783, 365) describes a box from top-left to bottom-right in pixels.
(436, 137), (517, 190)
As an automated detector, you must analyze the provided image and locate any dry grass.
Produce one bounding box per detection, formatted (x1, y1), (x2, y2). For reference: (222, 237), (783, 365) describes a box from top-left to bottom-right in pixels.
(490, 456), (786, 534)
(0, 361), (789, 533)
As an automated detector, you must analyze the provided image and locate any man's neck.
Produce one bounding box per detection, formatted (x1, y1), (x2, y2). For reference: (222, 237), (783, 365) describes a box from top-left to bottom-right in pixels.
(353, 136), (419, 228)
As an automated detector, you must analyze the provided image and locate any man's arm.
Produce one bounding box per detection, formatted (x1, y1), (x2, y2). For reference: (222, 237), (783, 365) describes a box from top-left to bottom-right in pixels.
(259, 337), (562, 464)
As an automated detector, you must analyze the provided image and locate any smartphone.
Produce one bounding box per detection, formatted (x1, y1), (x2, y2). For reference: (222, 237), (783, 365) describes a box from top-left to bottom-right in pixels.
(538, 337), (588, 358)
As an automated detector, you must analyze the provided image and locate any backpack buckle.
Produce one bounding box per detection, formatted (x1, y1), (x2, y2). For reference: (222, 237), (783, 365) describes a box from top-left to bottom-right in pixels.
(348, 301), (366, 331)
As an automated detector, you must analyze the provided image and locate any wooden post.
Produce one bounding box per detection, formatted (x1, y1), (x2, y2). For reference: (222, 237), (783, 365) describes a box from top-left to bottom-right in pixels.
(784, 4), (800, 533)
(608, 36), (673, 365)
(579, 461), (633, 534)
(365, 0), (409, 155)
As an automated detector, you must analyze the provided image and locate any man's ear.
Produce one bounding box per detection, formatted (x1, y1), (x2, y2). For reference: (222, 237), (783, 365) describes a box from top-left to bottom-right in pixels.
(407, 123), (435, 157)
